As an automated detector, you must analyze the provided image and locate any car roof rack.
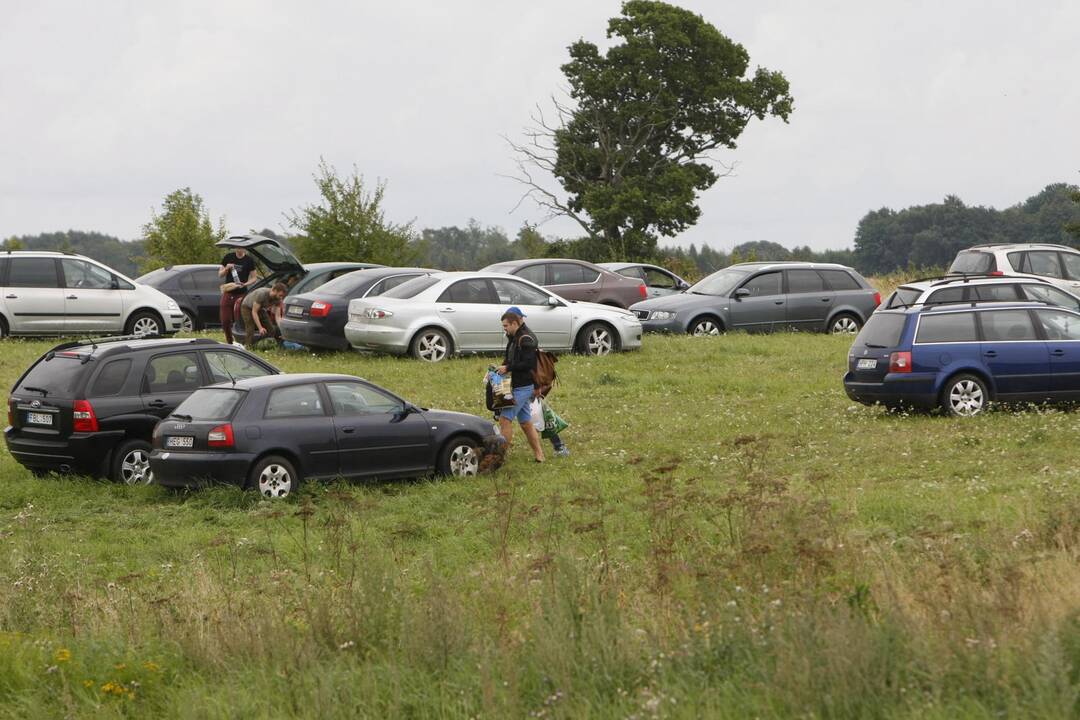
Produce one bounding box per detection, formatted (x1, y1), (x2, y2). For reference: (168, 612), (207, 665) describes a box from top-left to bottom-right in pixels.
(921, 299), (1058, 312)
(967, 243), (1078, 251)
(926, 274), (1051, 288)
(48, 335), (218, 353)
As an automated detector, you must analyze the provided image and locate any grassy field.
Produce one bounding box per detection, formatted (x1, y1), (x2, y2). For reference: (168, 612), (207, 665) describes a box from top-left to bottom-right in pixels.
(2, 325), (1080, 718)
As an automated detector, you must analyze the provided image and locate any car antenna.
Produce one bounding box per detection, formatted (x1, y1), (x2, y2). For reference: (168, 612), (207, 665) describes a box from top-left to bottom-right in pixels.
(219, 358), (238, 387)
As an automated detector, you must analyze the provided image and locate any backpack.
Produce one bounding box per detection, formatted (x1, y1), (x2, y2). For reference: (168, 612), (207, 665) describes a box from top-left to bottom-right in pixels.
(532, 349), (558, 396)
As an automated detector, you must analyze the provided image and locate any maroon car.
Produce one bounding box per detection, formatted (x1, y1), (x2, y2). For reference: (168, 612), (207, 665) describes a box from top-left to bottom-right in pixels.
(481, 259), (647, 309)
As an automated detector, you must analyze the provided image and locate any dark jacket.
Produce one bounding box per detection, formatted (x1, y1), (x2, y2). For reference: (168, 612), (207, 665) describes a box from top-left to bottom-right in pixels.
(503, 323), (538, 388)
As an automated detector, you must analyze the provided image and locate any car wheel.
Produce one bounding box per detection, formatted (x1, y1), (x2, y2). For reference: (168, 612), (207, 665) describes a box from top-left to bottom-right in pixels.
(0, 316), (8, 339)
(577, 322), (619, 356)
(410, 328), (451, 362)
(941, 374), (989, 417)
(126, 311), (162, 337)
(829, 313), (861, 335)
(112, 439), (154, 485)
(249, 455), (299, 499)
(438, 436), (480, 477)
(689, 316), (722, 336)
(181, 310), (197, 333)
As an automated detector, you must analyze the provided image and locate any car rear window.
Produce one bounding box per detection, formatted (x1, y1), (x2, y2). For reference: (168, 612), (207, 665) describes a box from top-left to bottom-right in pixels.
(173, 389), (245, 421)
(916, 312), (978, 343)
(886, 287), (921, 308)
(949, 251), (995, 274)
(15, 354), (87, 397)
(854, 313), (907, 347)
(382, 275), (440, 299)
(89, 359), (132, 396)
(820, 269), (861, 290)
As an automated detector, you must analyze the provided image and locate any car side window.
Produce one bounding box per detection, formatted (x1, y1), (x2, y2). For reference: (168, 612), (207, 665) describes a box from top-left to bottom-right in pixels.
(916, 312), (977, 343)
(325, 382), (403, 416)
(979, 310), (1038, 341)
(8, 258), (60, 288)
(265, 384), (325, 418)
(925, 287), (967, 305)
(179, 273), (196, 291)
(1007, 251), (1028, 273)
(820, 270), (860, 291)
(61, 259), (113, 290)
(1061, 253), (1080, 281)
(1021, 284), (1080, 312)
(786, 269), (826, 294)
(369, 274), (419, 297)
(0, 257), (8, 285)
(1025, 251), (1064, 279)
(515, 265), (547, 285)
(90, 359), (132, 396)
(550, 263), (586, 285)
(643, 268), (676, 289)
(437, 279), (497, 304)
(204, 351), (271, 383)
(491, 278), (550, 306)
(1035, 310), (1080, 341)
(972, 285), (1020, 302)
(144, 353), (204, 393)
(193, 270), (220, 291)
(739, 272), (781, 297)
(617, 266), (646, 281)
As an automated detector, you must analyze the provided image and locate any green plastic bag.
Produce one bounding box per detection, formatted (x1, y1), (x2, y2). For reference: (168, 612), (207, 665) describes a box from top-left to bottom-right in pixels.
(540, 398), (569, 438)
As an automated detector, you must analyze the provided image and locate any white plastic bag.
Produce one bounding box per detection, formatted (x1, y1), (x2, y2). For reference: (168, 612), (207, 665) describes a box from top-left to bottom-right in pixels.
(529, 399), (544, 427)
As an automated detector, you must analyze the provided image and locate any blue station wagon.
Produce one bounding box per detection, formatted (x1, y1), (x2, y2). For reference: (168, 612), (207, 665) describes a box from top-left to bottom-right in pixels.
(843, 302), (1080, 416)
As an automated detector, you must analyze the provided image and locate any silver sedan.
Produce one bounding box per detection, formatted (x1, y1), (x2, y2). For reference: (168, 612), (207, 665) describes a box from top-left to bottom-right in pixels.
(344, 272), (643, 361)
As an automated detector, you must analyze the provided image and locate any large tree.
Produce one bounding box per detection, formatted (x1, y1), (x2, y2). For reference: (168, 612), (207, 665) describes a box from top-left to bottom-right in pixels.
(287, 160), (417, 266)
(510, 1), (793, 260)
(140, 189), (226, 273)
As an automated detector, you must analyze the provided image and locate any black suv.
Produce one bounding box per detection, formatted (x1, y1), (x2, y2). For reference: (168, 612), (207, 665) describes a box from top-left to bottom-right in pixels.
(5, 336), (279, 484)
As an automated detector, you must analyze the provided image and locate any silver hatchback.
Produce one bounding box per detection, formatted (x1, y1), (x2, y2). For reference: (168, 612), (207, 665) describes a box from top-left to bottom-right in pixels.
(344, 272), (643, 361)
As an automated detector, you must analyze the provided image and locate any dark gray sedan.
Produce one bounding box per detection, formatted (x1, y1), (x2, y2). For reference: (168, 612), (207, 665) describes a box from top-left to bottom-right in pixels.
(630, 262), (880, 335)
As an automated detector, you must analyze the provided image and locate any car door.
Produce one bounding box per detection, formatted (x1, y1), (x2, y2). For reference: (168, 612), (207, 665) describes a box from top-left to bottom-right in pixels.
(140, 351), (208, 419)
(262, 383), (339, 479)
(60, 258), (125, 333)
(728, 271), (784, 332)
(434, 278), (503, 351)
(1032, 308), (1080, 397)
(783, 269), (831, 330)
(4, 257), (66, 333)
(976, 309), (1050, 399)
(490, 278), (572, 350)
(547, 263), (601, 303)
(325, 381), (432, 478)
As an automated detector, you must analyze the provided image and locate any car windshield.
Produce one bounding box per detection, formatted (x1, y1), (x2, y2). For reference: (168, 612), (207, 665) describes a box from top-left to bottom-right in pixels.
(949, 251), (995, 274)
(173, 389), (245, 421)
(854, 313), (907, 348)
(15, 354), (86, 397)
(687, 268), (748, 296)
(382, 275), (440, 299)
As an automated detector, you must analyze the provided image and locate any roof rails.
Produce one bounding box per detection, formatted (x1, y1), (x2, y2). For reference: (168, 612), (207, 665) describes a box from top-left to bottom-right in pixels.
(48, 335), (219, 353)
(926, 274), (1051, 288)
(968, 243), (1079, 251)
(921, 299), (1059, 312)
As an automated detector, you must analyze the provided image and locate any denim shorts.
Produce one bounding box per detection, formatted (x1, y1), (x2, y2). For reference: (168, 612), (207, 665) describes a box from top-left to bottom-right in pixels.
(499, 384), (536, 424)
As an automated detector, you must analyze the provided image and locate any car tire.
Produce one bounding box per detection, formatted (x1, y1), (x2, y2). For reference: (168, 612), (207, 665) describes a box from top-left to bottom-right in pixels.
(829, 313), (862, 335)
(410, 327), (452, 362)
(688, 316), (723, 336)
(248, 455), (299, 499)
(125, 310), (163, 337)
(112, 438), (154, 485)
(438, 436), (481, 477)
(0, 315), (8, 339)
(181, 309), (198, 333)
(940, 374), (989, 417)
(576, 322), (619, 356)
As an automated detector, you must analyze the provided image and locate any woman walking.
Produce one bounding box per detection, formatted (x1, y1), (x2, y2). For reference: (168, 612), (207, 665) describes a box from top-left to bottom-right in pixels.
(494, 307), (545, 463)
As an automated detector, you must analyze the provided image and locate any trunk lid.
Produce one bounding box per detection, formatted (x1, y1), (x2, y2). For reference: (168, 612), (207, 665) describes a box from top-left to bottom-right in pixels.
(847, 311), (910, 382)
(152, 388), (246, 452)
(216, 234), (303, 274)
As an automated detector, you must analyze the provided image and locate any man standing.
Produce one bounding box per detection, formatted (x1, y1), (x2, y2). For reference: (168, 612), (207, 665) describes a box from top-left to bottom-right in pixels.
(495, 307), (545, 463)
(218, 247), (258, 344)
(241, 282), (288, 349)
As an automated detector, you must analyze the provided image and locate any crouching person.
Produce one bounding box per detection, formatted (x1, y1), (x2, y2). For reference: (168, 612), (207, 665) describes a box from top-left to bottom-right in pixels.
(242, 282), (287, 349)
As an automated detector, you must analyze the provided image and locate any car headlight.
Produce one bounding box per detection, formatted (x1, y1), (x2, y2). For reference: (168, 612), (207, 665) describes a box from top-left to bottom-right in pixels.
(650, 310), (676, 320)
(166, 300), (179, 311)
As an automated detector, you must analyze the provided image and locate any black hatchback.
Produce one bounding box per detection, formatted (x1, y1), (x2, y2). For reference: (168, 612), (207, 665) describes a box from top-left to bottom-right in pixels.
(5, 337), (279, 483)
(149, 373), (493, 498)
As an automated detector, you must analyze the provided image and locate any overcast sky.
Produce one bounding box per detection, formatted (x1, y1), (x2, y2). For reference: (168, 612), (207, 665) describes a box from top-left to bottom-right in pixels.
(2, 0), (1078, 252)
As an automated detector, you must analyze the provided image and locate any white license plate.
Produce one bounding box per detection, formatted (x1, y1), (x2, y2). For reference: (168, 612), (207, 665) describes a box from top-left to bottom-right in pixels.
(26, 412), (53, 426)
(287, 305), (304, 317)
(857, 358), (878, 370)
(165, 436), (194, 448)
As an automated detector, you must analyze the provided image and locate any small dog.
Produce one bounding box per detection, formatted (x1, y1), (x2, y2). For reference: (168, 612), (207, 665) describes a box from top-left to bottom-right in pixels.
(477, 434), (508, 474)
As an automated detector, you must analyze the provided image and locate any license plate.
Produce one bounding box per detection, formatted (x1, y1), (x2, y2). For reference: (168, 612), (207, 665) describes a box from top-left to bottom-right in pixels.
(287, 305), (304, 317)
(165, 436), (194, 448)
(26, 412), (53, 426)
(857, 358), (877, 370)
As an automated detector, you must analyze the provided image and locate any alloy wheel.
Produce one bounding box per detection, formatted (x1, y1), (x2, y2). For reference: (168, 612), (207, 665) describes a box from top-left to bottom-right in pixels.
(120, 449), (153, 485)
(948, 380), (985, 416)
(692, 320), (720, 336)
(587, 327), (613, 355)
(132, 316), (160, 337)
(181, 312), (195, 333)
(258, 464), (293, 498)
(418, 333), (448, 362)
(831, 316), (859, 335)
(449, 444), (479, 476)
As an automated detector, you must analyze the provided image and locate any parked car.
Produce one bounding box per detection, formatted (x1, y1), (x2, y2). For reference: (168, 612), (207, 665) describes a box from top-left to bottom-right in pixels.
(948, 243), (1080, 294)
(344, 272), (642, 361)
(4, 336), (279, 483)
(137, 264), (222, 332)
(150, 373), (493, 497)
(280, 267), (438, 351)
(882, 274), (1080, 312)
(0, 251), (185, 338)
(481, 259), (647, 308)
(215, 234), (383, 343)
(843, 301), (1080, 416)
(630, 262), (880, 335)
(598, 262), (690, 298)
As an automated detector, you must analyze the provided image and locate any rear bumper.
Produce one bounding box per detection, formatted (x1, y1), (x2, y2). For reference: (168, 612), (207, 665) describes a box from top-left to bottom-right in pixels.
(344, 320), (411, 354)
(4, 427), (125, 475)
(843, 372), (938, 408)
(280, 317), (349, 350)
(150, 449), (255, 488)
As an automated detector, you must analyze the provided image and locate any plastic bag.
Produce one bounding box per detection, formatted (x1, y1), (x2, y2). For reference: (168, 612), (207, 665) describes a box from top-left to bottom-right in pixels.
(529, 399), (544, 428)
(540, 399), (569, 438)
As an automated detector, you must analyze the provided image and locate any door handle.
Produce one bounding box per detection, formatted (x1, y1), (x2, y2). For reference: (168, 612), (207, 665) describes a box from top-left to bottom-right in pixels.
(1051, 349), (1066, 357)
(341, 427), (355, 434)
(192, 294), (202, 300)
(774, 300), (784, 305)
(147, 399), (167, 408)
(820, 297), (832, 302)
(5, 294), (16, 299)
(983, 351), (998, 358)
(439, 307), (455, 313)
(66, 295), (78, 300)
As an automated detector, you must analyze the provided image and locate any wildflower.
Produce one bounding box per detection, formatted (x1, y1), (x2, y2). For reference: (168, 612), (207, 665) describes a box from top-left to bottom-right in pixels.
(83, 679), (94, 688)
(142, 661), (161, 673)
(54, 648), (71, 663)
(114, 663), (126, 671)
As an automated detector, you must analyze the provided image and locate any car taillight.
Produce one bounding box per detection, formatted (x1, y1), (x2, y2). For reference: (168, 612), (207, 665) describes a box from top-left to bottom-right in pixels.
(638, 283), (647, 299)
(72, 400), (99, 432)
(990, 270), (1004, 276)
(365, 308), (393, 319)
(7, 399), (14, 427)
(207, 423), (234, 448)
(889, 351), (912, 373)
(873, 292), (881, 307)
(310, 301), (332, 318)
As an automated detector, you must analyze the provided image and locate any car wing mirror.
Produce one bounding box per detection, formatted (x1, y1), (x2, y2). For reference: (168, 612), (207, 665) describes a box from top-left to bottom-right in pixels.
(547, 296), (562, 307)
(677, 281), (690, 291)
(734, 288), (751, 299)
(110, 276), (120, 290)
